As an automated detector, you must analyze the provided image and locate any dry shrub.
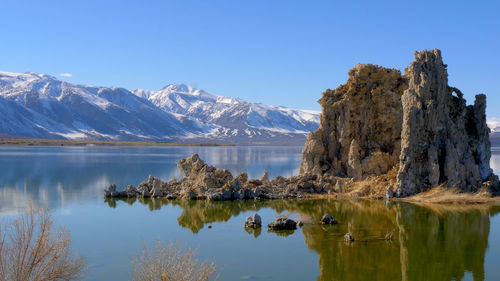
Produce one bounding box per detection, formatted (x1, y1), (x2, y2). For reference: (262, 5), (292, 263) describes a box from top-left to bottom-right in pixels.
(0, 208), (87, 281)
(131, 240), (217, 281)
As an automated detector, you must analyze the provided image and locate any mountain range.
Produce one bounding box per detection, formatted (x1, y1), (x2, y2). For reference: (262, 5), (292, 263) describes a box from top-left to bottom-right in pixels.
(0, 71), (319, 144)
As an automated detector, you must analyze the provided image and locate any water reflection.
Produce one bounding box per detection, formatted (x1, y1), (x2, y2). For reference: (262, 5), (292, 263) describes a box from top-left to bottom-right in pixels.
(0, 146), (302, 213)
(3, 147), (500, 280)
(105, 198), (500, 281)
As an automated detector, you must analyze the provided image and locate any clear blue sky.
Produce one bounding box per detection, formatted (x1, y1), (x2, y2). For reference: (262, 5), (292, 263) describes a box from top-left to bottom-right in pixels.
(1, 0), (499, 116)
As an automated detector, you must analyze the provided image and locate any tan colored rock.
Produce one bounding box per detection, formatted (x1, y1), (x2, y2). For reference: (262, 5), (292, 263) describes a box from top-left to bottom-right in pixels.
(302, 49), (495, 197)
(301, 64), (406, 179)
(397, 49), (491, 195)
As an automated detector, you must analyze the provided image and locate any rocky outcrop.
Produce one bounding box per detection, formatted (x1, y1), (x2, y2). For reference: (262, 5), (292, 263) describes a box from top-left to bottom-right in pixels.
(104, 153), (335, 200)
(301, 64), (407, 179)
(397, 50), (493, 195)
(301, 49), (496, 196)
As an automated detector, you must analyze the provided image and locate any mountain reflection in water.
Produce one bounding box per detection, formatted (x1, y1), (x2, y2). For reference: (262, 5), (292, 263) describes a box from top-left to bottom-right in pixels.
(105, 198), (500, 281)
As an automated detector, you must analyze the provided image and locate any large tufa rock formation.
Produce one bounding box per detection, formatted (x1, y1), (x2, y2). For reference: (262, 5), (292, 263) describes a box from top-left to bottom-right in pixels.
(301, 49), (495, 196)
(397, 49), (492, 195)
(300, 64), (407, 179)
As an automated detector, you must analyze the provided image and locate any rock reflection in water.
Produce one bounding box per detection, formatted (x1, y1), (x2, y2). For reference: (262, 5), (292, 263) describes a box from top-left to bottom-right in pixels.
(105, 198), (500, 281)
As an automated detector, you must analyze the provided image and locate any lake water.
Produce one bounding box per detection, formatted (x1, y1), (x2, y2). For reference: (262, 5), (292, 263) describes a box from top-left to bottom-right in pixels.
(1, 146), (500, 281)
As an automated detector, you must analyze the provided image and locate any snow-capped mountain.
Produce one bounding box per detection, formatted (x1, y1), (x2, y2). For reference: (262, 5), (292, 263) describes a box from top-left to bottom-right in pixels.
(132, 84), (319, 140)
(0, 71), (319, 144)
(487, 118), (500, 134)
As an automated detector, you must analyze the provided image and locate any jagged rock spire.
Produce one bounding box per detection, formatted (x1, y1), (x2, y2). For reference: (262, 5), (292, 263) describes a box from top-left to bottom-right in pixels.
(396, 49), (492, 195)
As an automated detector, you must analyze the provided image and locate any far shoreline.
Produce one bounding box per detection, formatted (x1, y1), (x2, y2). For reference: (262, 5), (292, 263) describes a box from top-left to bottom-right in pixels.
(0, 137), (235, 147)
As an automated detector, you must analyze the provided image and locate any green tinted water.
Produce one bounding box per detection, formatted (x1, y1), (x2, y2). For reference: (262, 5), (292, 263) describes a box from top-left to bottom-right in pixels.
(1, 146), (500, 280)
(105, 197), (500, 281)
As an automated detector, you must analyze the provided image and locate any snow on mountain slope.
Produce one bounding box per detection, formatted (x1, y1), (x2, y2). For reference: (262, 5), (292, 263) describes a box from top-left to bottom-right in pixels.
(0, 71), (319, 144)
(0, 72), (213, 140)
(132, 84), (319, 140)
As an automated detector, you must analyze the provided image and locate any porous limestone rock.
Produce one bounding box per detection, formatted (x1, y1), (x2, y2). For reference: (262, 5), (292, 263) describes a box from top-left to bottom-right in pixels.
(344, 233), (355, 242)
(151, 187), (162, 197)
(321, 214), (338, 225)
(301, 64), (407, 179)
(244, 213), (262, 228)
(301, 49), (495, 196)
(267, 217), (297, 231)
(396, 49), (493, 196)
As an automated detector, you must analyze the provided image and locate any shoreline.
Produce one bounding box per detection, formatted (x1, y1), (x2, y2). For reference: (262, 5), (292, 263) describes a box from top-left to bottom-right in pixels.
(0, 138), (234, 147)
(309, 190), (500, 204)
(105, 154), (500, 205)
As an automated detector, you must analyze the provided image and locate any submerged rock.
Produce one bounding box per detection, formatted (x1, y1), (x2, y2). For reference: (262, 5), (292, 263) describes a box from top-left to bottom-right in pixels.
(344, 233), (355, 242)
(321, 214), (338, 225)
(267, 217), (297, 231)
(244, 213), (262, 228)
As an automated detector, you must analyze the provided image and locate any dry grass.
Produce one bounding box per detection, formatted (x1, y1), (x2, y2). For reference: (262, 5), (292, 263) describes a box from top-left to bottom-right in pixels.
(403, 185), (500, 204)
(0, 208), (87, 281)
(131, 240), (218, 281)
(342, 166), (399, 198)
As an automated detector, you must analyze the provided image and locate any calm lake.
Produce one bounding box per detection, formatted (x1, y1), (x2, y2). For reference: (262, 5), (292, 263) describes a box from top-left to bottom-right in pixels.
(1, 146), (500, 281)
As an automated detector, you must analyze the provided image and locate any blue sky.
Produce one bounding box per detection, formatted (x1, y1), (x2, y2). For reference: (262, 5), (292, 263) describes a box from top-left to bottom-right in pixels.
(1, 0), (499, 116)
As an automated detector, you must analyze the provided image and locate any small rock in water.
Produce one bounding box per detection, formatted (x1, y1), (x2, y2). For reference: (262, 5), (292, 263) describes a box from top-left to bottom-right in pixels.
(104, 184), (118, 197)
(268, 217), (297, 231)
(321, 214), (338, 225)
(244, 213), (262, 228)
(344, 233), (355, 242)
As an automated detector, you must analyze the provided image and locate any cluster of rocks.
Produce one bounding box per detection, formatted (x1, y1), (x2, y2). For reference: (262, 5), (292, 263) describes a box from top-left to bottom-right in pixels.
(244, 213), (340, 232)
(243, 213), (354, 241)
(105, 153), (335, 200)
(106, 49), (498, 200)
